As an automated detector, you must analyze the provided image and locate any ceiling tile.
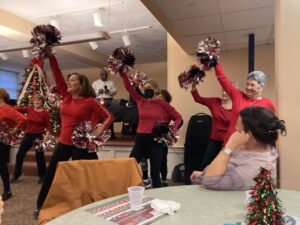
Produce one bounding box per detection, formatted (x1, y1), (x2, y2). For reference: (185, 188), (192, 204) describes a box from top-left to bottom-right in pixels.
(224, 26), (273, 44)
(156, 0), (219, 20)
(173, 15), (222, 36)
(218, 0), (274, 13)
(221, 6), (274, 32)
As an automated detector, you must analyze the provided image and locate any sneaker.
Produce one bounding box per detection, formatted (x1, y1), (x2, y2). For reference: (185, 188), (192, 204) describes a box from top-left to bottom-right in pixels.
(143, 179), (151, 189)
(161, 180), (168, 187)
(33, 208), (40, 219)
(10, 173), (22, 183)
(2, 191), (12, 201)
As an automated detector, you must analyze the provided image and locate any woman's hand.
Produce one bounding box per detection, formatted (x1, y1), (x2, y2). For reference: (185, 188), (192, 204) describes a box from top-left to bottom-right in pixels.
(191, 83), (197, 91)
(90, 126), (104, 137)
(226, 131), (250, 152)
(190, 170), (203, 182)
(45, 46), (53, 57)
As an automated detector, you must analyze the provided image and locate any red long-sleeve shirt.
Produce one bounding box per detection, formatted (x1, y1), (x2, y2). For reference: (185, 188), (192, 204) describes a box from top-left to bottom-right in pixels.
(16, 106), (50, 134)
(215, 64), (276, 144)
(0, 104), (27, 132)
(121, 73), (182, 133)
(191, 89), (231, 141)
(49, 55), (114, 145)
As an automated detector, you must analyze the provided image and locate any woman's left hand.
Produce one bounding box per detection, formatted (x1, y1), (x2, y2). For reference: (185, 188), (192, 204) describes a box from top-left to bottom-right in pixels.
(226, 131), (250, 152)
(90, 126), (104, 137)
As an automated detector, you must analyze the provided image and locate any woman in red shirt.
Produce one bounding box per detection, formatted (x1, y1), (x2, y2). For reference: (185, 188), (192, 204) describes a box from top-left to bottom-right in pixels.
(121, 73), (182, 188)
(214, 63), (275, 145)
(11, 94), (50, 184)
(0, 88), (27, 201)
(34, 47), (114, 217)
(190, 83), (234, 170)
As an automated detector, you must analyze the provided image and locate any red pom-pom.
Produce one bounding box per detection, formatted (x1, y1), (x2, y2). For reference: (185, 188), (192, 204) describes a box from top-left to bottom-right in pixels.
(33, 134), (56, 152)
(107, 47), (136, 76)
(129, 71), (147, 87)
(0, 122), (25, 146)
(197, 37), (221, 70)
(178, 65), (205, 89)
(30, 24), (62, 58)
(152, 121), (179, 147)
(71, 121), (111, 152)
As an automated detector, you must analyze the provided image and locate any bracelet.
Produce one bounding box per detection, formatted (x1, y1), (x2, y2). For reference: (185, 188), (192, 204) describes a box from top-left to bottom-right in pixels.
(223, 147), (233, 157)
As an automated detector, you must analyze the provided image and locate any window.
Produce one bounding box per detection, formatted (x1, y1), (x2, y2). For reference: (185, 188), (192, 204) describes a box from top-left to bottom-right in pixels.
(0, 69), (18, 99)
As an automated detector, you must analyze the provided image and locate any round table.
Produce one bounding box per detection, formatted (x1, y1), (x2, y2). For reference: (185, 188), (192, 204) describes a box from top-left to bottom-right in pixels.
(47, 185), (300, 225)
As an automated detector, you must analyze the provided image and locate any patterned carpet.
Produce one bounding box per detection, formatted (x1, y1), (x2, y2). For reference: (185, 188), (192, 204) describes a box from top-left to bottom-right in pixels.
(1, 175), (184, 225)
(1, 176), (40, 225)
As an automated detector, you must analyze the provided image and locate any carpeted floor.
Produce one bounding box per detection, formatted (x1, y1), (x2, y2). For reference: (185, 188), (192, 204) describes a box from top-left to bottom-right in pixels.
(1, 176), (40, 225)
(1, 176), (184, 225)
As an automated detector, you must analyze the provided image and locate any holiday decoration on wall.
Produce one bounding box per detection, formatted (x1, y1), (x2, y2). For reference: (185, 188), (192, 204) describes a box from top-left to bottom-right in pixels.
(245, 167), (285, 225)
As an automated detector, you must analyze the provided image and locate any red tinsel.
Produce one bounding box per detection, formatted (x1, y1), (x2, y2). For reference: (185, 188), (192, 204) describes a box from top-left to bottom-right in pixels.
(107, 47), (136, 76)
(178, 65), (205, 89)
(129, 71), (147, 87)
(71, 121), (111, 153)
(33, 134), (56, 152)
(30, 24), (61, 58)
(0, 122), (25, 146)
(197, 37), (221, 70)
(152, 121), (179, 147)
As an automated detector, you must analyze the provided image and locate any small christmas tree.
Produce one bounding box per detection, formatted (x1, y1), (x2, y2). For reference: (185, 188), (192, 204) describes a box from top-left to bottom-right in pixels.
(18, 58), (61, 135)
(245, 167), (285, 225)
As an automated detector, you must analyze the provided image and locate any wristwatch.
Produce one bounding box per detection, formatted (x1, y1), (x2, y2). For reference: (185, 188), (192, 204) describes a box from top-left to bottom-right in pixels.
(223, 147), (233, 157)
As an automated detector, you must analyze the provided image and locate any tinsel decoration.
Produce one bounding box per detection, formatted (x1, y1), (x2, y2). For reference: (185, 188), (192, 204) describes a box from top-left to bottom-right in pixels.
(71, 121), (111, 153)
(152, 121), (179, 147)
(245, 167), (285, 225)
(178, 65), (205, 89)
(30, 24), (61, 58)
(107, 47), (136, 76)
(129, 71), (147, 87)
(33, 134), (56, 152)
(197, 36), (221, 70)
(0, 122), (25, 146)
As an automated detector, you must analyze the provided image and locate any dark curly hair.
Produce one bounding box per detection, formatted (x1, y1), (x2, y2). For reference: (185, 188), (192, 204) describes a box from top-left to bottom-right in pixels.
(240, 106), (286, 146)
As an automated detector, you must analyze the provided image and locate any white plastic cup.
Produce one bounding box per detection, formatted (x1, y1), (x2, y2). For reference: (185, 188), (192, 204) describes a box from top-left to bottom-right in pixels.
(127, 186), (145, 210)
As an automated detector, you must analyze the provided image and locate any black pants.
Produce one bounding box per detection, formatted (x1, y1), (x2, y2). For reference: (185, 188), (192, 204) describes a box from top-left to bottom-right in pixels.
(141, 146), (168, 181)
(0, 142), (11, 192)
(36, 142), (98, 209)
(13, 133), (46, 179)
(130, 134), (164, 188)
(199, 139), (223, 171)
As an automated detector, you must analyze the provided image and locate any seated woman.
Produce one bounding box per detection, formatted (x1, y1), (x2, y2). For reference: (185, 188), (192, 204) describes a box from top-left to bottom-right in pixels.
(190, 106), (286, 191)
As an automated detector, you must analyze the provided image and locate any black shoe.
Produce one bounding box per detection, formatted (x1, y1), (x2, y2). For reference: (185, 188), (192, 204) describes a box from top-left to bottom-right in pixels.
(161, 180), (168, 187)
(2, 191), (12, 201)
(10, 173), (22, 183)
(33, 208), (40, 219)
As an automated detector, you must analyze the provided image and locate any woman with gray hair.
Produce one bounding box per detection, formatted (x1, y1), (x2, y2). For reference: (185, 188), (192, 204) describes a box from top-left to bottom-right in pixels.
(213, 63), (275, 145)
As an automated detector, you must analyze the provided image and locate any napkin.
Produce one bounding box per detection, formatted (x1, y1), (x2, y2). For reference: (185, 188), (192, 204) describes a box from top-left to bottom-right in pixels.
(151, 199), (180, 215)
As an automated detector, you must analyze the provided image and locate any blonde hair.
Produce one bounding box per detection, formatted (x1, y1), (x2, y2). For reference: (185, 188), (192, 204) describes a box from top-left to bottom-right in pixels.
(33, 94), (45, 104)
(0, 88), (10, 103)
(144, 79), (160, 94)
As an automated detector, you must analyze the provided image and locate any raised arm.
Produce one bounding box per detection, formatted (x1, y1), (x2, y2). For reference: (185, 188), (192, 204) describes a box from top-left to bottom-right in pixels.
(191, 85), (213, 107)
(120, 73), (142, 101)
(214, 63), (240, 99)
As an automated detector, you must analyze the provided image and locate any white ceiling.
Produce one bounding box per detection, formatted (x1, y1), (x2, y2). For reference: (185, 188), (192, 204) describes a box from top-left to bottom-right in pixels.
(0, 0), (167, 72)
(0, 0), (274, 72)
(142, 0), (274, 54)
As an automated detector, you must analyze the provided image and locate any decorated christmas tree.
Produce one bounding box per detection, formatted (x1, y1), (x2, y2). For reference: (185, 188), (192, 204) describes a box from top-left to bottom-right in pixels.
(245, 167), (285, 225)
(18, 58), (61, 135)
